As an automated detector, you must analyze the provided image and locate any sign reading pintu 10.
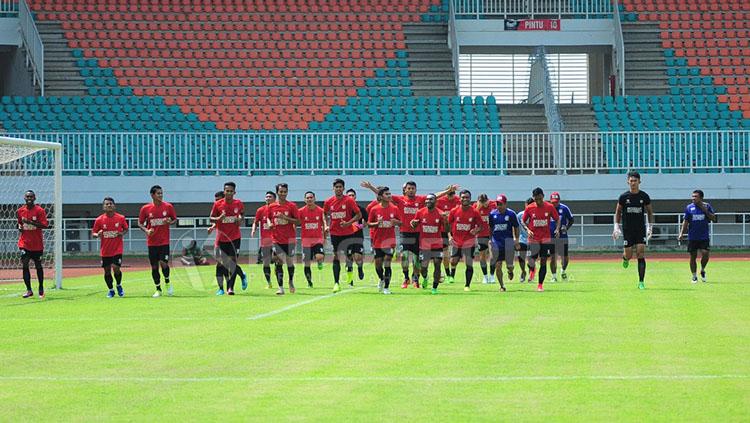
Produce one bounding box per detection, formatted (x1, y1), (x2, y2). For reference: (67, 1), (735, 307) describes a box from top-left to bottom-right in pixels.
(504, 19), (561, 31)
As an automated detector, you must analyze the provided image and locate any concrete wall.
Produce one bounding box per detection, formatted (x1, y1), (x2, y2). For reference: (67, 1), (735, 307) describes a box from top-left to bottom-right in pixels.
(456, 19), (614, 47)
(0, 18), (33, 96)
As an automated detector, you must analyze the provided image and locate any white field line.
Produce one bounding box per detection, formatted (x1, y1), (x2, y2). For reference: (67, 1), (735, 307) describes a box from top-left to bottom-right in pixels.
(0, 374), (746, 384)
(247, 285), (369, 320)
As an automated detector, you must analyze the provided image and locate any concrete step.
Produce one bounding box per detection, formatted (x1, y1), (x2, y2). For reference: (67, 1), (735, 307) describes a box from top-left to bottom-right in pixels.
(411, 88), (458, 96)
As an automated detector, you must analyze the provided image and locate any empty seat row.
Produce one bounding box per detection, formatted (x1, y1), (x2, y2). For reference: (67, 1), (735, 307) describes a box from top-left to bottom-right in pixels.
(67, 29), (406, 42)
(38, 11), (425, 23)
(61, 20), (404, 33)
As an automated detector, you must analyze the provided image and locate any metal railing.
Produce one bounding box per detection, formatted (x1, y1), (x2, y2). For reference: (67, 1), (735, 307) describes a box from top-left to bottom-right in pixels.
(2, 213), (746, 259)
(0, 0), (18, 14)
(18, 0), (44, 96)
(448, 0), (460, 94)
(10, 131), (750, 176)
(453, 0), (614, 19)
(612, 0), (626, 96)
(529, 47), (564, 132)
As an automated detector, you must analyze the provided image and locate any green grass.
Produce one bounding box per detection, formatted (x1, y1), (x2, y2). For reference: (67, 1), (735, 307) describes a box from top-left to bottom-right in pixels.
(1, 259), (749, 421)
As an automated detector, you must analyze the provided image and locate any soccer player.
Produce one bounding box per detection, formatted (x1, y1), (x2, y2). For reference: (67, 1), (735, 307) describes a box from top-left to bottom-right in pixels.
(521, 187), (560, 292)
(474, 193), (495, 284)
(448, 190), (483, 291)
(251, 191), (277, 288)
(549, 192), (574, 282)
(346, 188), (367, 286)
(612, 171), (654, 290)
(323, 179), (362, 292)
(267, 183), (300, 295)
(138, 185), (177, 298)
(488, 194), (519, 292)
(367, 186), (401, 294)
(516, 197), (535, 282)
(437, 187), (461, 282)
(677, 189), (716, 283)
(208, 190), (247, 290)
(209, 182), (245, 296)
(410, 193), (446, 294)
(299, 191), (328, 288)
(92, 197), (128, 298)
(16, 190), (48, 299)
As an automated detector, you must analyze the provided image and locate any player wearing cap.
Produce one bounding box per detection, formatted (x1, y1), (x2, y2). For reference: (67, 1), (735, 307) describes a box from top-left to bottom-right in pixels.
(488, 194), (519, 292)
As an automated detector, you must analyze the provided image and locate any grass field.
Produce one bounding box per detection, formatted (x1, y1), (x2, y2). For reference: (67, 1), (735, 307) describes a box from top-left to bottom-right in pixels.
(1, 258), (749, 421)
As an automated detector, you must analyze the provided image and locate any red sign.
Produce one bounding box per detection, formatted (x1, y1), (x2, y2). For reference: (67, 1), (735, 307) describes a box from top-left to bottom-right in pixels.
(504, 19), (561, 31)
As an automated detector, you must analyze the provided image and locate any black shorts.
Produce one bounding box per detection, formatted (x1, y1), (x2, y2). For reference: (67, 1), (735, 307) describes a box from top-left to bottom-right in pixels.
(687, 239), (710, 252)
(528, 243), (553, 259)
(477, 237), (490, 252)
(20, 249), (43, 261)
(517, 242), (528, 252)
(419, 248), (443, 262)
(400, 232), (420, 255)
(259, 245), (273, 261)
(218, 238), (241, 258)
(101, 255), (123, 268)
(273, 243), (295, 257)
(374, 247), (394, 259)
(554, 237), (569, 257)
(490, 247), (515, 267)
(303, 244), (325, 260)
(450, 245), (475, 259)
(331, 234), (352, 255)
(347, 235), (364, 256)
(148, 245), (170, 265)
(441, 232), (450, 249)
(623, 230), (647, 248)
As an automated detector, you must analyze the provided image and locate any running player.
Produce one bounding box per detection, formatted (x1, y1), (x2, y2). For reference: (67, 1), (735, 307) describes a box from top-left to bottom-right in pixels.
(17, 190), (48, 299)
(521, 187), (560, 292)
(323, 179), (362, 292)
(516, 197), (535, 283)
(474, 193), (496, 284)
(448, 190), (484, 291)
(299, 191), (328, 288)
(92, 197), (128, 298)
(612, 171), (654, 290)
(367, 186), (402, 294)
(209, 190), (247, 293)
(138, 185), (177, 298)
(251, 191), (276, 288)
(209, 182), (245, 296)
(549, 192), (574, 282)
(346, 188), (367, 286)
(410, 193), (446, 294)
(437, 187), (461, 283)
(677, 189), (716, 283)
(267, 183), (300, 295)
(488, 194), (519, 292)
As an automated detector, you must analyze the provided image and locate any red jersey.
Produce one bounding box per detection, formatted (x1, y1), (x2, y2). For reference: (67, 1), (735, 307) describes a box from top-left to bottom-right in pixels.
(413, 207), (445, 250)
(268, 201), (299, 245)
(323, 195), (361, 236)
(92, 213), (128, 257)
(210, 198), (244, 243)
(366, 199), (379, 213)
(16, 205), (48, 251)
(298, 205), (325, 247)
(254, 205), (273, 247)
(138, 201), (177, 247)
(436, 196), (460, 234)
(522, 201), (560, 244)
(474, 201), (496, 237)
(448, 206), (483, 248)
(392, 194), (426, 233)
(367, 203), (400, 249)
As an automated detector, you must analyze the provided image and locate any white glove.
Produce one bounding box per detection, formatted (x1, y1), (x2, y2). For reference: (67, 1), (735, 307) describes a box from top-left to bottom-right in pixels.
(646, 224), (653, 240)
(612, 223), (622, 240)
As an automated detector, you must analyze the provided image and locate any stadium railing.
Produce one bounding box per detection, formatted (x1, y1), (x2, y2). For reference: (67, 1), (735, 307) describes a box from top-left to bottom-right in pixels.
(453, 0), (614, 19)
(3, 212), (743, 257)
(613, 0), (626, 95)
(18, 0), (44, 95)
(14, 131), (750, 176)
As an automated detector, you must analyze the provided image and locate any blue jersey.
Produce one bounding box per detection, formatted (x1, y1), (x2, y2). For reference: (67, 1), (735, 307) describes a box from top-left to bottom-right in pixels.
(549, 203), (574, 239)
(489, 208), (518, 250)
(517, 211), (528, 244)
(684, 202), (714, 241)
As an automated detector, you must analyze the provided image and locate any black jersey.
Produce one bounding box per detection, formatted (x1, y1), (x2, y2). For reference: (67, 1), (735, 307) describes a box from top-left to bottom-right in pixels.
(618, 190), (651, 233)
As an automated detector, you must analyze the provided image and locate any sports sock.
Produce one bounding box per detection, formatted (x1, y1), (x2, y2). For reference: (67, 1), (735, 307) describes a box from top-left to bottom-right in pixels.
(480, 261), (488, 276)
(151, 268), (160, 285)
(384, 266), (392, 289)
(357, 262), (364, 280)
(332, 259), (341, 284)
(465, 266), (474, 287)
(539, 263), (547, 285)
(304, 266), (312, 284)
(287, 265), (295, 284)
(114, 270), (122, 285)
(275, 263), (284, 287)
(638, 258), (646, 282)
(162, 265), (170, 284)
(22, 266), (31, 291)
(215, 264), (225, 290)
(262, 265), (271, 284)
(375, 264), (384, 281)
(104, 273), (114, 290)
(34, 262), (44, 290)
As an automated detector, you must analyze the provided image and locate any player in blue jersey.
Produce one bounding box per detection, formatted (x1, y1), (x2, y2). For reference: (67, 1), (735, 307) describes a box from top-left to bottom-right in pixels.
(549, 192), (574, 282)
(516, 197), (534, 283)
(488, 195), (519, 292)
(677, 189), (716, 283)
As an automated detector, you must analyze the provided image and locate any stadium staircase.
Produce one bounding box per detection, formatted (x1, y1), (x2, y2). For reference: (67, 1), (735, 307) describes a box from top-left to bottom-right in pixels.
(36, 21), (87, 97)
(499, 104), (547, 132)
(403, 22), (456, 97)
(621, 19), (669, 95)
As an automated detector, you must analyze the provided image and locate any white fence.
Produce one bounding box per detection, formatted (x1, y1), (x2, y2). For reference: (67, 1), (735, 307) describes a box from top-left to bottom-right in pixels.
(453, 0), (613, 19)
(0, 0), (17, 14)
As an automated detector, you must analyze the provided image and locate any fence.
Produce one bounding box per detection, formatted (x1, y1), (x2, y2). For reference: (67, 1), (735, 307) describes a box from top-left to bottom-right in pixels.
(0, 0), (17, 15)
(453, 0), (613, 19)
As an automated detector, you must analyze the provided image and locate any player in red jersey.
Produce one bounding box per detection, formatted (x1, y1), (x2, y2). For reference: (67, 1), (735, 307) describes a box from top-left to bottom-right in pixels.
(474, 193), (496, 284)
(410, 193), (447, 294)
(92, 197), (129, 298)
(209, 182), (245, 296)
(16, 190), (49, 299)
(251, 191), (277, 289)
(448, 190), (484, 291)
(299, 191), (328, 288)
(323, 179), (362, 292)
(346, 188), (367, 286)
(436, 188), (461, 282)
(521, 187), (560, 292)
(267, 183), (300, 295)
(138, 185), (178, 297)
(367, 186), (402, 294)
